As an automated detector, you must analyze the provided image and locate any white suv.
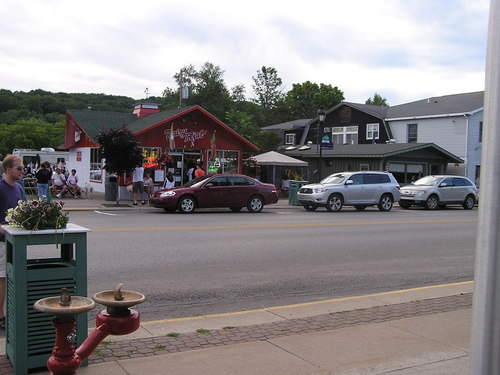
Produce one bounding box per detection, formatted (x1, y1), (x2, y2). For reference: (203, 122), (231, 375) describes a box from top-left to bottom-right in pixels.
(399, 175), (478, 210)
(297, 171), (401, 212)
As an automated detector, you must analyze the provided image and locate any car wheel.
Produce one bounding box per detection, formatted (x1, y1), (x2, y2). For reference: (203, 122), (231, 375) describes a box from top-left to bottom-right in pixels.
(163, 208), (176, 213)
(178, 196), (196, 213)
(462, 195), (475, 210)
(247, 195), (264, 213)
(399, 202), (411, 209)
(424, 195), (439, 210)
(377, 194), (393, 211)
(354, 205), (366, 211)
(230, 207), (243, 212)
(304, 204), (318, 211)
(326, 194), (343, 212)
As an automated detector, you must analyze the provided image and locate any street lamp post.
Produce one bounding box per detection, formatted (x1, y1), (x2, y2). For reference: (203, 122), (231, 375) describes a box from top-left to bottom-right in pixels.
(317, 107), (327, 181)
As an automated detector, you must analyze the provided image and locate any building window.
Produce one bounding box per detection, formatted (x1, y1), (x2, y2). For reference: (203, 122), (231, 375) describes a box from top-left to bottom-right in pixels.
(360, 163), (369, 171)
(479, 121), (483, 143)
(407, 123), (418, 143)
(366, 123), (379, 140)
(285, 133), (296, 145)
(340, 107), (351, 124)
(142, 147), (161, 169)
(208, 150), (239, 174)
(90, 147), (103, 182)
(332, 126), (358, 145)
(388, 162), (423, 184)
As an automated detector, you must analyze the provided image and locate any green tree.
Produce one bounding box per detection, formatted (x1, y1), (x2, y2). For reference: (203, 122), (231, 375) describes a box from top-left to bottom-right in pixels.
(230, 84), (246, 102)
(251, 66), (285, 125)
(97, 128), (142, 204)
(284, 82), (344, 119)
(0, 89), (17, 112)
(162, 63), (232, 119)
(365, 93), (389, 106)
(192, 62), (231, 118)
(225, 109), (280, 153)
(0, 120), (65, 156)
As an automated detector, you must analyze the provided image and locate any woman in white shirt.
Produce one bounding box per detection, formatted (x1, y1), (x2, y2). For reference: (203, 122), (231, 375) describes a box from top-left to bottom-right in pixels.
(163, 172), (175, 189)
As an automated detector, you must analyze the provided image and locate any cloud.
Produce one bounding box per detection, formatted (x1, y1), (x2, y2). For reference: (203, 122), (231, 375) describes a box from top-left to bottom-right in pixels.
(0, 0), (489, 105)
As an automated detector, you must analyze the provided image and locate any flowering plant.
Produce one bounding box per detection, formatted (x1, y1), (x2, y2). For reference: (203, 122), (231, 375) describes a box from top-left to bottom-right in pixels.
(156, 152), (174, 167)
(6, 200), (69, 230)
(242, 158), (258, 167)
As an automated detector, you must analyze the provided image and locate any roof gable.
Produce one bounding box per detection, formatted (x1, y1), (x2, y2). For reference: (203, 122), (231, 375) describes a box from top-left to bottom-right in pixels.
(339, 102), (389, 119)
(68, 105), (259, 151)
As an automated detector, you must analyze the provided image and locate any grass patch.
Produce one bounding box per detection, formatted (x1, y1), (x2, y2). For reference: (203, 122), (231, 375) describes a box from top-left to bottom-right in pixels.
(196, 328), (210, 334)
(94, 349), (106, 358)
(153, 345), (166, 350)
(223, 326), (236, 330)
(99, 340), (112, 346)
(167, 332), (180, 337)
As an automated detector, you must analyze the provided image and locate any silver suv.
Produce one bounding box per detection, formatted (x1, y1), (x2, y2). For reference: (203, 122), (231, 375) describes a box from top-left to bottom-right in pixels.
(399, 175), (477, 210)
(297, 171), (401, 212)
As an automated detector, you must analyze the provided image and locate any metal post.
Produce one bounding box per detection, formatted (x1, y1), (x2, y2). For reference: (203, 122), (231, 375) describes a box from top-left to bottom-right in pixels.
(470, 1), (500, 373)
(319, 127), (323, 181)
(178, 70), (183, 108)
(317, 107), (326, 182)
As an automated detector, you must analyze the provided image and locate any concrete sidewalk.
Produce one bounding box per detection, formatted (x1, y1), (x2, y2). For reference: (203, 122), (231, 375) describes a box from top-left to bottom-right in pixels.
(0, 282), (473, 375)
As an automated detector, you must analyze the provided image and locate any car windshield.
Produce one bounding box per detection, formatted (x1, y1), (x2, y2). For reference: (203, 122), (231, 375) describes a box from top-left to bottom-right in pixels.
(412, 176), (441, 186)
(320, 174), (349, 184)
(183, 175), (212, 188)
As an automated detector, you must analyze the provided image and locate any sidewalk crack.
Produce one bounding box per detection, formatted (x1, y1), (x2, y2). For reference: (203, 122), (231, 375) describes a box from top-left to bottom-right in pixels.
(267, 341), (335, 374)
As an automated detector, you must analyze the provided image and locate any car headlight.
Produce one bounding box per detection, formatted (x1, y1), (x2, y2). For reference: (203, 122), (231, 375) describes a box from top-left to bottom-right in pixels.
(414, 190), (426, 197)
(314, 187), (328, 193)
(160, 191), (176, 197)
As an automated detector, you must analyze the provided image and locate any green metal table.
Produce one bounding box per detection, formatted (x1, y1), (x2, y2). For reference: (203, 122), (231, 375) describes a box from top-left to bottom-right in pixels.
(2, 223), (90, 375)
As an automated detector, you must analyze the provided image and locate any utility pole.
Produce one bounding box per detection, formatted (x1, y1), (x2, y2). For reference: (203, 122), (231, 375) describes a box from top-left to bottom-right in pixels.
(470, 1), (500, 373)
(178, 70), (183, 108)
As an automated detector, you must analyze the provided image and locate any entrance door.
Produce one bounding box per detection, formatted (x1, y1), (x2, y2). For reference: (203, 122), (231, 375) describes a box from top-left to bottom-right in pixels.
(430, 164), (441, 175)
(167, 153), (184, 187)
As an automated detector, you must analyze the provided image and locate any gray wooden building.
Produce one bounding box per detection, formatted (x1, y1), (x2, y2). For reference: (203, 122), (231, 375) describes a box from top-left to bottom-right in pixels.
(285, 143), (463, 185)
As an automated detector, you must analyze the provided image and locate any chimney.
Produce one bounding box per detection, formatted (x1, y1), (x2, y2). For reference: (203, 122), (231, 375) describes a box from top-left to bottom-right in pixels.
(133, 103), (161, 118)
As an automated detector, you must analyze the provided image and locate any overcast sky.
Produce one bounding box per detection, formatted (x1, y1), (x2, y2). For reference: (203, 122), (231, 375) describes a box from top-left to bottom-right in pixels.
(0, 0), (490, 106)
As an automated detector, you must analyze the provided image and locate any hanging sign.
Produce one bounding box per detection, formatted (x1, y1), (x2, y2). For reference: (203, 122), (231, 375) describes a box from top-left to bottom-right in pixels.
(320, 132), (333, 150)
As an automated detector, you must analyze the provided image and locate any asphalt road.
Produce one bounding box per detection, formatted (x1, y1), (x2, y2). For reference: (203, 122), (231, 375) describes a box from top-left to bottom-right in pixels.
(33, 205), (478, 322)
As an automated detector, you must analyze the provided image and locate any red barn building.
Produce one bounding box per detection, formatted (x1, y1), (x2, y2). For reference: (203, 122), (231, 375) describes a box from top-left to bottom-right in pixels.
(64, 104), (259, 194)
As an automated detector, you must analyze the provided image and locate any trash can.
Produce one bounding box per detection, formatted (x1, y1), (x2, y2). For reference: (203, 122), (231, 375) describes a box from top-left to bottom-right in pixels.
(104, 175), (117, 201)
(288, 180), (309, 206)
(2, 223), (90, 374)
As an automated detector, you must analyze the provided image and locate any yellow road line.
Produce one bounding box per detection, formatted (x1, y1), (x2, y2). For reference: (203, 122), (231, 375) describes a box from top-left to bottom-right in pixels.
(90, 218), (477, 233)
(140, 280), (473, 325)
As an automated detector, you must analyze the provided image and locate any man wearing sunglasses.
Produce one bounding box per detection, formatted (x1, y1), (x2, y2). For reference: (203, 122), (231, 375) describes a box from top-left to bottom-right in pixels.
(0, 154), (26, 329)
